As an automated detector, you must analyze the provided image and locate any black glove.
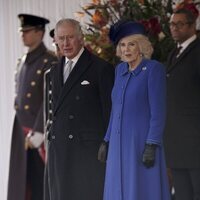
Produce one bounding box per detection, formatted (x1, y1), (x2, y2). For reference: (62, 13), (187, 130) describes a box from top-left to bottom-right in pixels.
(142, 143), (157, 168)
(98, 141), (109, 163)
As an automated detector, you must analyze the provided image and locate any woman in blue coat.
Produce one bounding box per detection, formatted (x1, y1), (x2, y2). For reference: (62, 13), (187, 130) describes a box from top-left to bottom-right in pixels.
(99, 20), (170, 200)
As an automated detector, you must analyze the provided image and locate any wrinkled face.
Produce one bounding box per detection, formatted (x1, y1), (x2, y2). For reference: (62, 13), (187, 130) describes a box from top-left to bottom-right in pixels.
(55, 22), (84, 59)
(20, 28), (42, 47)
(169, 13), (195, 44)
(119, 35), (141, 66)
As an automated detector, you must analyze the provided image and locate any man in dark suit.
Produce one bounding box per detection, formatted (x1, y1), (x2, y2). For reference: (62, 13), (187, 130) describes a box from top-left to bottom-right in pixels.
(44, 18), (114, 200)
(164, 8), (200, 200)
(7, 14), (57, 200)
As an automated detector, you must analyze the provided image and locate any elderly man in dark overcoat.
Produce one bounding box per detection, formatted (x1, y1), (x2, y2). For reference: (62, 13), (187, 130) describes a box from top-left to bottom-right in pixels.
(7, 14), (57, 200)
(44, 18), (114, 200)
(164, 8), (200, 200)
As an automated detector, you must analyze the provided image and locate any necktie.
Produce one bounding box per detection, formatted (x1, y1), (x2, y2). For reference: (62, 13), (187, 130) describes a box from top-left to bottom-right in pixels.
(63, 60), (73, 83)
(171, 46), (182, 63)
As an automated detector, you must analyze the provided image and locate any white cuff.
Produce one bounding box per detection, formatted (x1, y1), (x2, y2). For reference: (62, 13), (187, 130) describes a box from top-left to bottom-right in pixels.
(29, 132), (44, 148)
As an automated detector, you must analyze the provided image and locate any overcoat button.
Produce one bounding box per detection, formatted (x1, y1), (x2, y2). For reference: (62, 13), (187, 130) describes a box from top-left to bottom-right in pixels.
(75, 96), (80, 100)
(51, 135), (55, 139)
(69, 115), (74, 119)
(68, 134), (73, 139)
(166, 73), (170, 77)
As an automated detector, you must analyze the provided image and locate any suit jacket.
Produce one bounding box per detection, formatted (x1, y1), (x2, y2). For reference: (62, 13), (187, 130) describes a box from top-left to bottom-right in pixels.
(7, 42), (57, 200)
(46, 48), (114, 200)
(164, 37), (200, 168)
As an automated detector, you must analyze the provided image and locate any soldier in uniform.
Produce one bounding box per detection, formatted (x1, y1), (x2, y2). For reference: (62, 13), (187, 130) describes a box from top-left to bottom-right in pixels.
(7, 14), (57, 200)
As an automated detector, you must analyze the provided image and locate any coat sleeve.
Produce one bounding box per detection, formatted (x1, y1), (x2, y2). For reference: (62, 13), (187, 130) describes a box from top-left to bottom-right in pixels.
(104, 110), (113, 142)
(146, 62), (166, 146)
(104, 64), (119, 142)
(98, 63), (114, 132)
(32, 104), (44, 133)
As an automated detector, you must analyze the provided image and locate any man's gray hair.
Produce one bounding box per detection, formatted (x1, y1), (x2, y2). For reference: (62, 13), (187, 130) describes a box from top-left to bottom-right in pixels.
(55, 18), (83, 38)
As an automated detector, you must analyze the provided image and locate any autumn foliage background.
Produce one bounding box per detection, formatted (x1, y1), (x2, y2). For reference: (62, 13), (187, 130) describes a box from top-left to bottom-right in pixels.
(76, 0), (200, 64)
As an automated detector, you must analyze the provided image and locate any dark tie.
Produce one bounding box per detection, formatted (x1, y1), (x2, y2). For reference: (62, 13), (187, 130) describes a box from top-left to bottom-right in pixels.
(171, 46), (182, 63)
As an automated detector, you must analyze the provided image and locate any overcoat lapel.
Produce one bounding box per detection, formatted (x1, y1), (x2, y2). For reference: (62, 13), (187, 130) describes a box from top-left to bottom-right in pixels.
(52, 57), (65, 103)
(54, 49), (92, 113)
(167, 39), (199, 72)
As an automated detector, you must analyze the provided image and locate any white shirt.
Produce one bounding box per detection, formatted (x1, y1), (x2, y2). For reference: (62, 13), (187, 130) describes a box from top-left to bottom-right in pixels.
(64, 47), (84, 70)
(177, 34), (197, 56)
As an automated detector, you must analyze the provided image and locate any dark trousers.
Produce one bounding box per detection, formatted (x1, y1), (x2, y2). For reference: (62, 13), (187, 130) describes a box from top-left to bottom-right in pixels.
(26, 149), (44, 200)
(172, 168), (200, 200)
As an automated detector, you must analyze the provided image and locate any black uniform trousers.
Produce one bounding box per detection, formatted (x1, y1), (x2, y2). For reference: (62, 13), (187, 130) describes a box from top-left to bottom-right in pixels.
(26, 149), (44, 200)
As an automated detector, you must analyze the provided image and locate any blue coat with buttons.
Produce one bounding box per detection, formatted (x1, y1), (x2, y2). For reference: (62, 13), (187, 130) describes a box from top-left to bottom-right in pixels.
(103, 59), (170, 200)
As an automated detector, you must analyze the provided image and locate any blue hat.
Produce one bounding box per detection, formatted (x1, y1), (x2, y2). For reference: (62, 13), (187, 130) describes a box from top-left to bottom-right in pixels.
(18, 14), (49, 31)
(109, 20), (146, 45)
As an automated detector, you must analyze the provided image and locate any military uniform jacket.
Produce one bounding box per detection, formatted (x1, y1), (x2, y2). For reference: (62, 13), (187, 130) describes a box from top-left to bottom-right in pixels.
(14, 42), (57, 132)
(164, 37), (200, 168)
(7, 42), (57, 200)
(46, 48), (114, 200)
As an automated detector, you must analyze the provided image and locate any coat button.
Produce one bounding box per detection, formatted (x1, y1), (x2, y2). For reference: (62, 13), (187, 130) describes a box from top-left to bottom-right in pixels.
(26, 93), (31, 98)
(68, 134), (73, 139)
(31, 81), (36, 86)
(43, 58), (48, 63)
(69, 115), (74, 120)
(51, 135), (55, 139)
(24, 105), (29, 110)
(166, 73), (170, 77)
(75, 96), (80, 100)
(37, 69), (42, 75)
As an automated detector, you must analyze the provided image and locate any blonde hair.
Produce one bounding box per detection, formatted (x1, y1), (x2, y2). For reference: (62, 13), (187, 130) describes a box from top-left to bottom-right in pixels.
(116, 34), (153, 60)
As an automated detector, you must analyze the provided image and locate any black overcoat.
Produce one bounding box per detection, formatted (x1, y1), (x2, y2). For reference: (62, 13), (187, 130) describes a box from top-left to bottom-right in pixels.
(46, 48), (114, 200)
(7, 42), (57, 200)
(164, 38), (200, 168)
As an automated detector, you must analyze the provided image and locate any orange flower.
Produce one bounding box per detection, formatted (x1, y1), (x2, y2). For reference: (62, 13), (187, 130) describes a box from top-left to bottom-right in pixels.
(138, 0), (144, 4)
(92, 0), (101, 5)
(92, 10), (107, 26)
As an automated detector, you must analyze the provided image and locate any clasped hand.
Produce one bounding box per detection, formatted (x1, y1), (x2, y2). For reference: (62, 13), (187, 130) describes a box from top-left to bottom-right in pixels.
(142, 143), (157, 168)
(98, 141), (109, 163)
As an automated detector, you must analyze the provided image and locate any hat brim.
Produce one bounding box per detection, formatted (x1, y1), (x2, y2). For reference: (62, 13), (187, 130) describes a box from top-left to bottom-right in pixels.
(18, 26), (36, 32)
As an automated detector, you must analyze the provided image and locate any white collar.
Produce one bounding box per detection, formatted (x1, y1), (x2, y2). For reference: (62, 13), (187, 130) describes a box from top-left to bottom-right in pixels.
(178, 35), (197, 51)
(65, 47), (84, 65)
